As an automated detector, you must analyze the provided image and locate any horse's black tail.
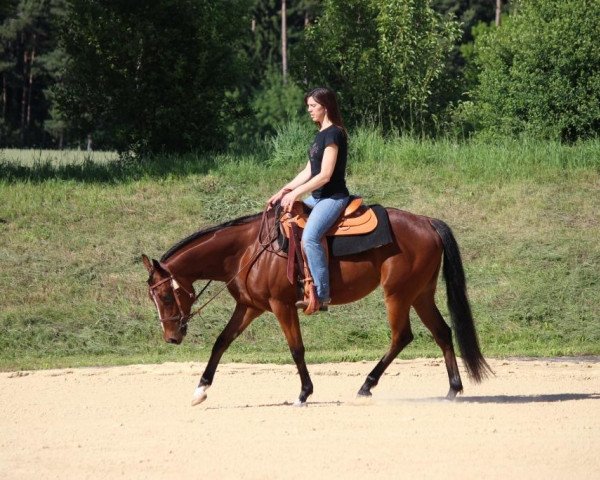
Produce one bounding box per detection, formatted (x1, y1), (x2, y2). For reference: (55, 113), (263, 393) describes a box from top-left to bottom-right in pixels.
(430, 219), (492, 383)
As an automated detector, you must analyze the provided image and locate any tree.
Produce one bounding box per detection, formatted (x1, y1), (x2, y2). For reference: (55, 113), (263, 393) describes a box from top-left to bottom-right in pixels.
(470, 0), (600, 141)
(227, 0), (321, 143)
(428, 1), (502, 124)
(431, 0), (496, 43)
(299, 0), (460, 133)
(58, 0), (249, 154)
(0, 0), (66, 147)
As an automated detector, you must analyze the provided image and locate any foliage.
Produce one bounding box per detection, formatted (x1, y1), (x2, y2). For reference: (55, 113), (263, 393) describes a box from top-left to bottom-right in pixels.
(431, 0), (496, 43)
(57, 0), (248, 154)
(429, 1), (499, 123)
(225, 0), (320, 147)
(299, 0), (460, 134)
(246, 0), (321, 85)
(2, 0), (597, 151)
(251, 68), (305, 136)
(468, 0), (600, 141)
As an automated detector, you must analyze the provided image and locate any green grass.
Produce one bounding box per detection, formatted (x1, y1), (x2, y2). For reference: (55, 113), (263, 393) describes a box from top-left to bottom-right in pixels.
(1, 132), (599, 371)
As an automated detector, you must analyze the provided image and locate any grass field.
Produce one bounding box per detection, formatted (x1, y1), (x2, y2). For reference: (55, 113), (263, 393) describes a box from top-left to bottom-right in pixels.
(1, 131), (599, 370)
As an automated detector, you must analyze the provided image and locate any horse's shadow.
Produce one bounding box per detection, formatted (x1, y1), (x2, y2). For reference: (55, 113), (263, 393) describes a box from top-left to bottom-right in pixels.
(399, 392), (600, 404)
(204, 393), (599, 410)
(450, 392), (599, 404)
(205, 400), (344, 410)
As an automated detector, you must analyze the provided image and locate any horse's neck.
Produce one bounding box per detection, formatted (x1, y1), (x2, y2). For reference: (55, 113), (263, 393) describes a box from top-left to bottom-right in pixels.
(165, 223), (257, 283)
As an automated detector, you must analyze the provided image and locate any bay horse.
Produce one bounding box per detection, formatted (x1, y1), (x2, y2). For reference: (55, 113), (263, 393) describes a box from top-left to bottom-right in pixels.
(142, 206), (491, 406)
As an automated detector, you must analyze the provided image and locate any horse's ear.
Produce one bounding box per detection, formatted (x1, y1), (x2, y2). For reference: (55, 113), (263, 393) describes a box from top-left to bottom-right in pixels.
(142, 254), (153, 273)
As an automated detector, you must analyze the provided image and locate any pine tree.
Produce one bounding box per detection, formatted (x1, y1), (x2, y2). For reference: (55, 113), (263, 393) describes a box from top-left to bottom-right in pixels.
(0, 0), (67, 147)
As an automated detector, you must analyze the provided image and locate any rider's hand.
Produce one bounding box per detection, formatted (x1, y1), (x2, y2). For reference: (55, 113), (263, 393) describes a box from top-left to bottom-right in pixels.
(280, 190), (298, 212)
(267, 188), (291, 210)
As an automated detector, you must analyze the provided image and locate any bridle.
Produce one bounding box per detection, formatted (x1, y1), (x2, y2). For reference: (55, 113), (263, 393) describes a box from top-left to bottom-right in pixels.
(148, 268), (212, 331)
(148, 205), (284, 332)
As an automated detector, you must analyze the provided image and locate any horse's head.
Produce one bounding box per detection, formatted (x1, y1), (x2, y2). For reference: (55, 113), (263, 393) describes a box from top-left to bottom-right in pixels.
(142, 254), (195, 345)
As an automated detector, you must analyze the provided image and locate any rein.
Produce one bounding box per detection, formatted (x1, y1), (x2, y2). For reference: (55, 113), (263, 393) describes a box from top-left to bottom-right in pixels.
(149, 206), (283, 327)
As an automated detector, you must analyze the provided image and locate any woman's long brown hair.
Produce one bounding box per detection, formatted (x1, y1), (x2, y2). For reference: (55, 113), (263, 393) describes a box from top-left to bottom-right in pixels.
(304, 87), (346, 135)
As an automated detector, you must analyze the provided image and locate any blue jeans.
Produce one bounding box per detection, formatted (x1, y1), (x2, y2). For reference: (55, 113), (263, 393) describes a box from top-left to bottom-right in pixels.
(302, 194), (350, 301)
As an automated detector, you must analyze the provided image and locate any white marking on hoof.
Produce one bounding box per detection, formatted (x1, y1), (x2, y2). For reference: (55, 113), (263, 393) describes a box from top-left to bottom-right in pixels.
(191, 385), (209, 406)
(292, 398), (307, 407)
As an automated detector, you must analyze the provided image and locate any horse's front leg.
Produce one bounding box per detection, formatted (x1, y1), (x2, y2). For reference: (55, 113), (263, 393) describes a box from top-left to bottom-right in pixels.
(271, 301), (313, 406)
(192, 303), (262, 406)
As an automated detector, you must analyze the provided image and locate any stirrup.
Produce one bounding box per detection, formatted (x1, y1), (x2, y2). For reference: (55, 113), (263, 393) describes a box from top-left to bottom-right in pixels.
(294, 298), (330, 312)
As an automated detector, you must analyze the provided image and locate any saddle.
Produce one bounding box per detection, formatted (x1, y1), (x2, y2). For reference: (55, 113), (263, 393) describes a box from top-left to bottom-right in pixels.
(280, 196), (378, 239)
(279, 196), (379, 315)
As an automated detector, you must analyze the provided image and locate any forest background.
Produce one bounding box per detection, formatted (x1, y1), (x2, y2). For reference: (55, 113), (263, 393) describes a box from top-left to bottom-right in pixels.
(1, 0), (598, 151)
(1, 0), (599, 369)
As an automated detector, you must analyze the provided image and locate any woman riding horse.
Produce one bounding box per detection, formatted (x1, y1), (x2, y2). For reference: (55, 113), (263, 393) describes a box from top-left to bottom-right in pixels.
(143, 89), (491, 407)
(268, 87), (350, 312)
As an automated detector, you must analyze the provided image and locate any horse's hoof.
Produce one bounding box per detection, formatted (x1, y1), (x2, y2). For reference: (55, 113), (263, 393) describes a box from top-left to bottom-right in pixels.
(191, 386), (209, 406)
(191, 393), (207, 406)
(445, 388), (461, 401)
(353, 394), (373, 406)
(357, 389), (372, 398)
(292, 399), (307, 407)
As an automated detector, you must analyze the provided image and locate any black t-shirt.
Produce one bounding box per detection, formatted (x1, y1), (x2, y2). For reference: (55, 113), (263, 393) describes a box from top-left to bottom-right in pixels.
(308, 124), (349, 199)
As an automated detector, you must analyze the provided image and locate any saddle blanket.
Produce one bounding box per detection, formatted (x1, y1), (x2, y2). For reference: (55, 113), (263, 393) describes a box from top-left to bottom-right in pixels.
(278, 204), (393, 257)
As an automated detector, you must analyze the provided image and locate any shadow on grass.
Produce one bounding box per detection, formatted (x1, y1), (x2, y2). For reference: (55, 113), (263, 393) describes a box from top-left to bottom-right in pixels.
(0, 154), (221, 183)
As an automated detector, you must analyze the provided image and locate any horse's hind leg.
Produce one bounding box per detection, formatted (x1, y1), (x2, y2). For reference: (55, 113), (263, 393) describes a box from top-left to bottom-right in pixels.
(413, 292), (463, 399)
(358, 294), (413, 397)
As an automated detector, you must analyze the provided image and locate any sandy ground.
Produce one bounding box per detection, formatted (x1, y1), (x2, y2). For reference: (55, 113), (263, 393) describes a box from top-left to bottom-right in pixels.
(1, 358), (598, 480)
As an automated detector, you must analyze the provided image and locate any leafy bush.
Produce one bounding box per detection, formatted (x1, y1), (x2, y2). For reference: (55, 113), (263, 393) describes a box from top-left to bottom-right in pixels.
(268, 120), (314, 167)
(469, 0), (600, 141)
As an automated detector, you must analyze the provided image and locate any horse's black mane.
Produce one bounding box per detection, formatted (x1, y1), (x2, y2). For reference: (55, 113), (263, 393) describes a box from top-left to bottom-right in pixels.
(160, 212), (262, 262)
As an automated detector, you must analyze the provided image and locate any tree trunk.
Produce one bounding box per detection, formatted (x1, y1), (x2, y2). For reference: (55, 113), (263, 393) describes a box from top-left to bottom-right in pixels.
(26, 34), (36, 128)
(281, 0), (287, 84)
(496, 0), (502, 27)
(21, 48), (29, 145)
(2, 73), (6, 120)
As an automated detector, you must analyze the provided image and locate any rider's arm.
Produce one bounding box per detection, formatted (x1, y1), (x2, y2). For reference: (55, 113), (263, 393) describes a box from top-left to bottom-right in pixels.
(284, 161), (312, 191)
(268, 161), (312, 206)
